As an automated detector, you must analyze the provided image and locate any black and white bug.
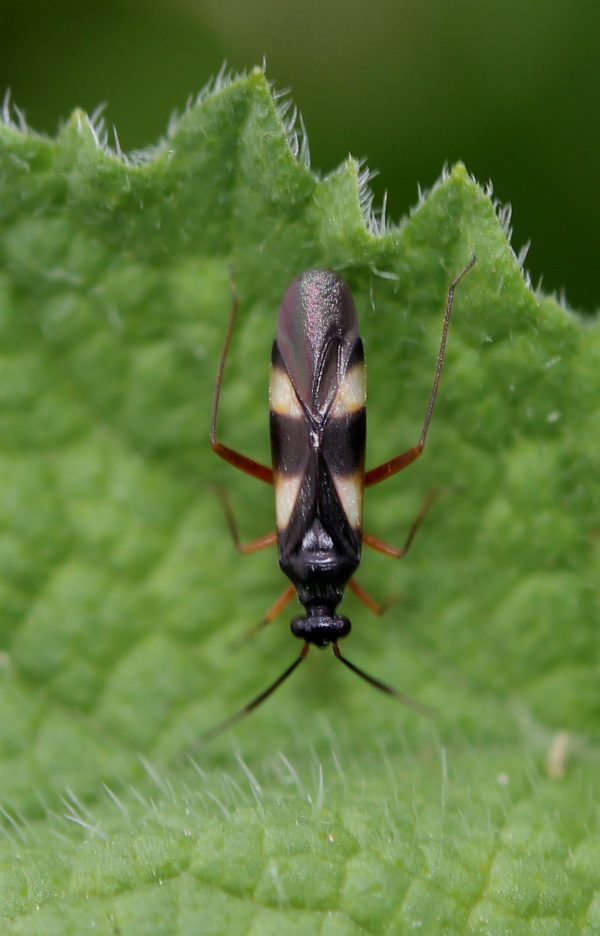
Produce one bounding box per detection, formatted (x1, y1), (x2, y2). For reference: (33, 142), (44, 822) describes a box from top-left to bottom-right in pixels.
(206, 260), (475, 739)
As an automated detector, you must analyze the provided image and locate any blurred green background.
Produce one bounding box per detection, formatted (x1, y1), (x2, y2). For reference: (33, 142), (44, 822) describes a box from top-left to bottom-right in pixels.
(1, 0), (598, 312)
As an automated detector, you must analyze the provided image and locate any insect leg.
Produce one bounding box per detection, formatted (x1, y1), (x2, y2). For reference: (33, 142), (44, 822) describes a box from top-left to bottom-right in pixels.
(215, 486), (290, 643)
(216, 486), (277, 554)
(262, 583), (297, 622)
(352, 489), (438, 614)
(232, 583), (297, 646)
(211, 273), (274, 484)
(363, 488), (438, 559)
(365, 256), (476, 488)
(360, 485), (455, 618)
(348, 578), (385, 616)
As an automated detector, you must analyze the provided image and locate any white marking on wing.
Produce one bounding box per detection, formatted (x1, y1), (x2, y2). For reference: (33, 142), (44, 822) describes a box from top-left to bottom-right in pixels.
(332, 473), (363, 529)
(330, 364), (366, 417)
(270, 366), (303, 418)
(274, 473), (304, 529)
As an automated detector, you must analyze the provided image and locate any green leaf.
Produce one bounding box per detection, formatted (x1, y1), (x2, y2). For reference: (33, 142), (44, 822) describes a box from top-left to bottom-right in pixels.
(1, 68), (599, 934)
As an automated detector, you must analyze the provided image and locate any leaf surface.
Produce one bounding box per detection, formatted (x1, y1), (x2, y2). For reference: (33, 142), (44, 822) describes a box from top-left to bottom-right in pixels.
(0, 69), (599, 935)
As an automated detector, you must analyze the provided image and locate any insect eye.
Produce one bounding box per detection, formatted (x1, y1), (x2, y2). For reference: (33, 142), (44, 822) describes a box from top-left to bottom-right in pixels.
(290, 615), (311, 639)
(332, 615), (351, 638)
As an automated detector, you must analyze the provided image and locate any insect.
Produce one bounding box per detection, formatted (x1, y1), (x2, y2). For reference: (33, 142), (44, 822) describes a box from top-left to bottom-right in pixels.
(206, 258), (476, 740)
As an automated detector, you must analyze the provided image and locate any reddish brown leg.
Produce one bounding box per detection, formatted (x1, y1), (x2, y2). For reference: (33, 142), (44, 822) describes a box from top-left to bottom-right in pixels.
(211, 273), (274, 485)
(216, 487), (277, 554)
(261, 583), (297, 625)
(235, 532), (278, 554)
(363, 488), (438, 558)
(348, 578), (385, 616)
(231, 583), (297, 646)
(365, 256), (475, 488)
(215, 485), (285, 644)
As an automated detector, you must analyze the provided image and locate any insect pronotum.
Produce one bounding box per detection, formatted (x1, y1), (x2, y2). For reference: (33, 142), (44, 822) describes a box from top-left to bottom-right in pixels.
(205, 258), (476, 741)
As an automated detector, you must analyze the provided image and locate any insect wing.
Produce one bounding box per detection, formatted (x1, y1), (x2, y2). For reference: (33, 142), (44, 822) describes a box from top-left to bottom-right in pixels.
(320, 337), (366, 533)
(274, 270), (360, 417)
(270, 341), (312, 532)
(270, 270), (367, 541)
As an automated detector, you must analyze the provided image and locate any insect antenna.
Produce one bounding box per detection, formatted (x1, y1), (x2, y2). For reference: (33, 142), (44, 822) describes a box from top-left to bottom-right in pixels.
(197, 643), (310, 745)
(332, 644), (437, 718)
